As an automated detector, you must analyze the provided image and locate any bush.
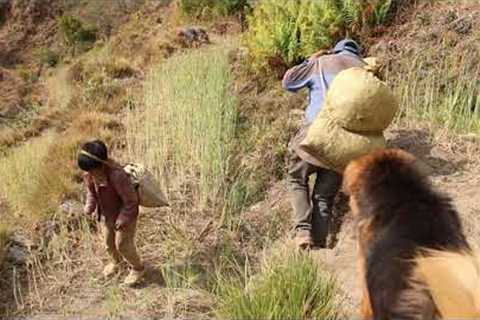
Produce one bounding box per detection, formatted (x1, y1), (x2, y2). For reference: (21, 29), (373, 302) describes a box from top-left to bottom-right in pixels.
(0, 224), (10, 267)
(178, 0), (251, 18)
(36, 48), (60, 67)
(340, 0), (395, 30)
(216, 249), (340, 320)
(59, 15), (97, 55)
(245, 0), (344, 72)
(245, 0), (398, 74)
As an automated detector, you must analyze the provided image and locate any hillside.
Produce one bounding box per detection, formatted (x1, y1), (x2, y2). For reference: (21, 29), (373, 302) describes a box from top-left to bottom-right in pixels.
(1, 0), (480, 319)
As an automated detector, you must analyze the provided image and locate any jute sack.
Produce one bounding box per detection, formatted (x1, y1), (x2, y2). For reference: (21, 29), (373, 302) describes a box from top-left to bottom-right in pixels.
(324, 67), (398, 132)
(123, 163), (169, 208)
(296, 115), (386, 173)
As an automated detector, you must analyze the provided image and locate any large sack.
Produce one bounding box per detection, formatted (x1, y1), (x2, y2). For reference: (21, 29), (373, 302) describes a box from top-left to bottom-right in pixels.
(324, 67), (398, 132)
(296, 116), (386, 173)
(124, 163), (169, 208)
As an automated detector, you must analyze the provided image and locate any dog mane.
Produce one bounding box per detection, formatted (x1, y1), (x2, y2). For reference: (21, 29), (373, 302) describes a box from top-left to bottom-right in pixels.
(347, 150), (463, 236)
(346, 148), (473, 319)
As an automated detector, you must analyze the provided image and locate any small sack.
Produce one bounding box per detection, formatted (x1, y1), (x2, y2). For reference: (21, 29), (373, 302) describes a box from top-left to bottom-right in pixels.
(324, 67), (398, 132)
(123, 163), (169, 208)
(297, 115), (386, 173)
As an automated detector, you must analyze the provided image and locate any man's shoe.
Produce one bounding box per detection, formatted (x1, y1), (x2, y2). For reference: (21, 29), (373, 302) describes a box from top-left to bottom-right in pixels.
(294, 229), (313, 250)
(103, 262), (120, 278)
(123, 268), (145, 286)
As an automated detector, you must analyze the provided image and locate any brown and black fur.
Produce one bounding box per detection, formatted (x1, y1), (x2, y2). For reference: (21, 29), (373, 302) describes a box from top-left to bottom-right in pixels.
(343, 148), (471, 320)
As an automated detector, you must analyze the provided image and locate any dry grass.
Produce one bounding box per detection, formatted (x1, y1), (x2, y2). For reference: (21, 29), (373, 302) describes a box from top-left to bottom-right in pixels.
(0, 126), (22, 150)
(377, 1), (480, 138)
(126, 44), (238, 215)
(0, 134), (55, 220)
(0, 110), (124, 224)
(390, 54), (480, 134)
(0, 224), (11, 267)
(216, 243), (340, 320)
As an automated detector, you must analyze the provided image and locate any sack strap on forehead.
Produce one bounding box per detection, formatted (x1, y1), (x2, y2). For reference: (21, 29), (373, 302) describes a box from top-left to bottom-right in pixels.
(80, 150), (108, 164)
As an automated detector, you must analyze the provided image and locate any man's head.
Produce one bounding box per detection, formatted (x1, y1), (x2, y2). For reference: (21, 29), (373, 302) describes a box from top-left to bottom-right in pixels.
(78, 139), (108, 172)
(333, 39), (361, 56)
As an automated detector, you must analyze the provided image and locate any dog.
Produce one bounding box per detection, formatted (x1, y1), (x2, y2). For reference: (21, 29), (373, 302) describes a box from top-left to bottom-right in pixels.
(343, 148), (480, 320)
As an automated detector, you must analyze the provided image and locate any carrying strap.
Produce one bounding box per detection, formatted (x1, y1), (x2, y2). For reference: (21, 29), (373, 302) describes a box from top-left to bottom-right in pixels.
(79, 150), (108, 164)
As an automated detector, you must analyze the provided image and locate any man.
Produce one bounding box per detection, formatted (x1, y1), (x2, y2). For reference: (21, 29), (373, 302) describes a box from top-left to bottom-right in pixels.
(283, 39), (366, 249)
(78, 140), (145, 286)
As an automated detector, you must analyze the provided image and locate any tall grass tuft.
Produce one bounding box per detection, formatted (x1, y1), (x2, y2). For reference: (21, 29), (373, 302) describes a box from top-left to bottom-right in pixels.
(390, 50), (480, 133)
(216, 248), (340, 320)
(0, 111), (122, 222)
(0, 134), (55, 219)
(126, 46), (238, 212)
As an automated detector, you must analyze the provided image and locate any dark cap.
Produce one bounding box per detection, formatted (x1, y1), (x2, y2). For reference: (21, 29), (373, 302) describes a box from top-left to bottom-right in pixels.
(333, 39), (361, 55)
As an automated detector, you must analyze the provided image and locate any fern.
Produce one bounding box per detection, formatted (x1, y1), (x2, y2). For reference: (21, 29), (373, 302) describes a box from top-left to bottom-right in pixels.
(370, 0), (393, 26)
(244, 0), (398, 74)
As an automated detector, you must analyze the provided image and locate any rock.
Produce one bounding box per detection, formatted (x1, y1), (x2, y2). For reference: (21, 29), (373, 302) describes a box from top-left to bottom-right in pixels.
(175, 26), (210, 48)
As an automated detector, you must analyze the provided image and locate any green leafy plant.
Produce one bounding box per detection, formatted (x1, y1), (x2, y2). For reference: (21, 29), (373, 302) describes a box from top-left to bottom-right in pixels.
(216, 249), (340, 320)
(369, 0), (394, 26)
(245, 0), (343, 73)
(178, 0), (251, 18)
(59, 15), (97, 55)
(36, 47), (60, 67)
(245, 0), (398, 74)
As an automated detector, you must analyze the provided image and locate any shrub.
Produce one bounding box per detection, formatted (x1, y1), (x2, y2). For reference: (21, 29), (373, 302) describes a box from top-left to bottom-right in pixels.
(216, 248), (340, 320)
(59, 15), (97, 55)
(103, 58), (136, 79)
(178, 0), (251, 18)
(340, 0), (395, 30)
(36, 47), (60, 67)
(244, 0), (398, 74)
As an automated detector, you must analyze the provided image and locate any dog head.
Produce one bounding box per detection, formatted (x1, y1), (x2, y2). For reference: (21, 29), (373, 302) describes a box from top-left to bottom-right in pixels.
(343, 148), (420, 219)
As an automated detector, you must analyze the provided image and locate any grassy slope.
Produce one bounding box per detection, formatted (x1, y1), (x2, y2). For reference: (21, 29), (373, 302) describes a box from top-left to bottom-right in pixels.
(373, 0), (480, 135)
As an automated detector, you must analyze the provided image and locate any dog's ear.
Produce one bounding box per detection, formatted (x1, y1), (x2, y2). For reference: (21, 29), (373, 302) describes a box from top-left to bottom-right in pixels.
(344, 148), (420, 197)
(343, 157), (365, 196)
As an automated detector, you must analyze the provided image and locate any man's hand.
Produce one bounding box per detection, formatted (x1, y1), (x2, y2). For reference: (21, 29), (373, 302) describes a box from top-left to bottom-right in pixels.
(115, 214), (130, 231)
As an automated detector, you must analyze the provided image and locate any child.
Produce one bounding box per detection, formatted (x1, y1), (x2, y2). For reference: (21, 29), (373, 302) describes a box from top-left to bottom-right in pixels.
(78, 139), (145, 286)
